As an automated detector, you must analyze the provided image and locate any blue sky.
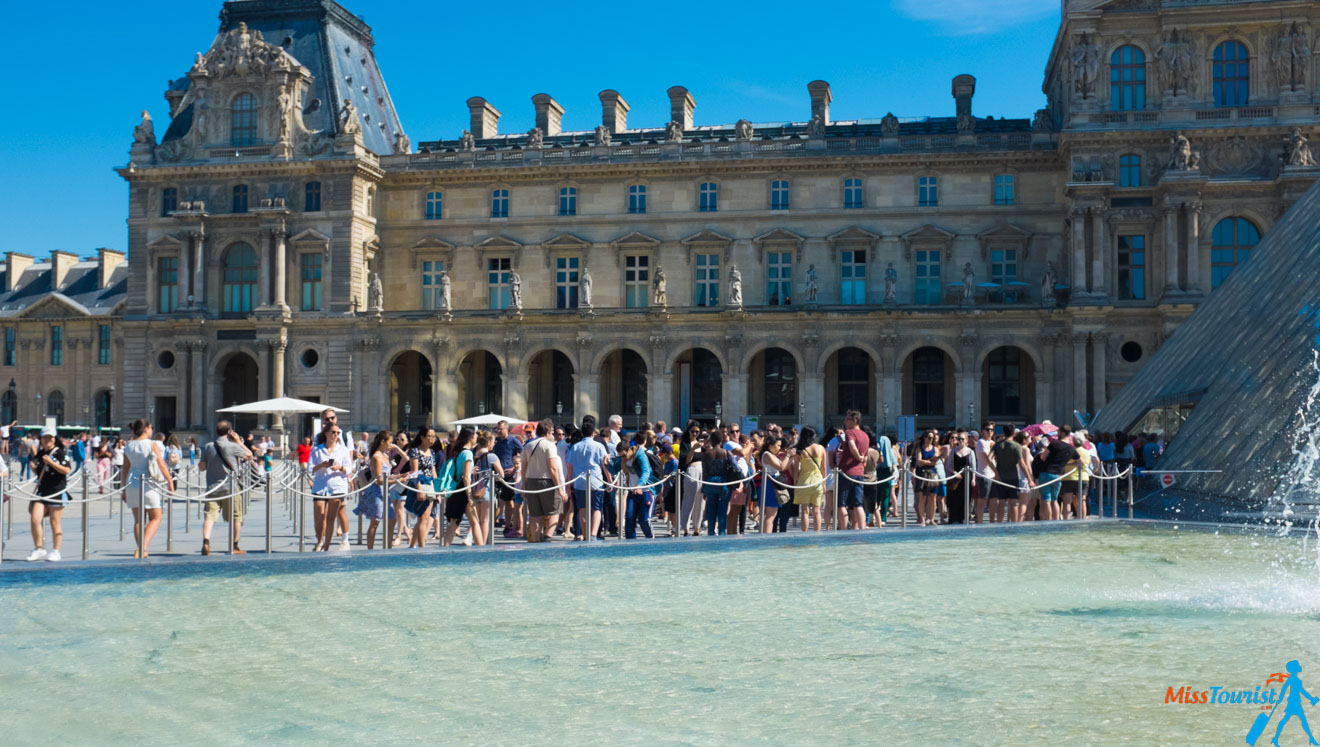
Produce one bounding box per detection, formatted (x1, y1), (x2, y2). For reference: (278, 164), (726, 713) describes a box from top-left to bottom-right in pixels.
(0, 0), (1059, 256)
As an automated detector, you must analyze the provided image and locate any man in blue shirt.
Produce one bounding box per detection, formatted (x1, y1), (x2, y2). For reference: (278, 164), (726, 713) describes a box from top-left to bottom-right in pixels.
(491, 421), (524, 539)
(1142, 436), (1162, 470)
(565, 420), (612, 541)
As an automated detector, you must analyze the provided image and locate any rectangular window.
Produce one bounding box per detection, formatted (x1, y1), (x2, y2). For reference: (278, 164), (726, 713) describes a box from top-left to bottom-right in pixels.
(98, 325), (111, 365)
(918, 176), (938, 207)
(555, 256), (580, 309)
(50, 326), (62, 366)
(767, 252), (792, 305)
(488, 257), (512, 309)
(624, 255), (649, 308)
(991, 248), (1019, 302)
(699, 182), (718, 212)
(694, 253), (720, 307)
(424, 191), (442, 220)
(1117, 235), (1146, 300)
(300, 253), (322, 311)
(421, 260), (446, 310)
(628, 184), (646, 214)
(1119, 155), (1142, 188)
(558, 187), (577, 217)
(844, 178), (864, 209)
(304, 182), (322, 212)
(770, 180), (790, 210)
(914, 249), (942, 304)
(993, 174), (1014, 205)
(841, 249), (867, 305)
(491, 189), (509, 218)
(4, 327), (14, 366)
(157, 256), (179, 313)
(232, 185), (248, 214)
(162, 187), (178, 216)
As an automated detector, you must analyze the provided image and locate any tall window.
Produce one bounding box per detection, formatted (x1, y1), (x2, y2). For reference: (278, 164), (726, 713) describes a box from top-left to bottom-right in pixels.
(3, 327), (13, 366)
(767, 251), (792, 305)
(424, 191), (442, 220)
(1213, 41), (1250, 108)
(695, 253), (720, 307)
(628, 184), (647, 214)
(1110, 45), (1146, 111)
(918, 176), (938, 207)
(763, 349), (797, 417)
(1117, 235), (1146, 300)
(421, 260), (445, 310)
(624, 255), (649, 308)
(912, 347), (945, 416)
(0, 391), (14, 423)
(222, 242), (258, 313)
(300, 253), (322, 311)
(991, 248), (1019, 301)
(304, 182), (322, 212)
(698, 182), (718, 212)
(1119, 154), (1142, 187)
(231, 93), (257, 146)
(555, 256), (580, 309)
(837, 349), (870, 414)
(914, 249), (942, 304)
(488, 257), (512, 309)
(1211, 217), (1260, 288)
(841, 249), (867, 305)
(161, 187), (178, 216)
(48, 391), (65, 426)
(770, 180), (790, 210)
(558, 187), (577, 216)
(232, 185), (248, 214)
(994, 174), (1014, 205)
(98, 324), (111, 365)
(844, 178), (864, 209)
(157, 256), (179, 313)
(986, 348), (1021, 417)
(491, 189), (509, 218)
(50, 326), (62, 366)
(94, 390), (112, 428)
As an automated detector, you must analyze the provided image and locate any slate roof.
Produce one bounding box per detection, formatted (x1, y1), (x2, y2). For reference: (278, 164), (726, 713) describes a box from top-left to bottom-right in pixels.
(0, 260), (128, 318)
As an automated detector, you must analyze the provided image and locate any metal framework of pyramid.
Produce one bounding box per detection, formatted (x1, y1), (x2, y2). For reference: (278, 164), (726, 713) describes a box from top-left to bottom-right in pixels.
(1092, 177), (1320, 505)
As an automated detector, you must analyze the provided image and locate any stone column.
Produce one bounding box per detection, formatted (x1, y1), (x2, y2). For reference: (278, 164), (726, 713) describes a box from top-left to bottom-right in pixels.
(191, 341), (206, 428)
(1069, 208), (1088, 297)
(800, 373), (823, 429)
(1185, 201), (1202, 295)
(1162, 204), (1179, 295)
(504, 374), (529, 419)
(647, 373), (670, 427)
(1035, 374), (1051, 425)
(179, 233), (193, 307)
(724, 373), (748, 421)
(574, 374), (599, 421)
(260, 231), (273, 307)
(434, 370), (457, 428)
(1090, 207), (1107, 297)
(193, 228), (207, 309)
(271, 340), (286, 400)
(1071, 333), (1088, 418)
(1090, 333), (1108, 415)
(273, 228), (289, 310)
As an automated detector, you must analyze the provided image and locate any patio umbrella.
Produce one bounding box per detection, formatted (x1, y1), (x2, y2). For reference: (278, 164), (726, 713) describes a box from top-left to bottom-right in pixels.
(217, 397), (348, 453)
(1021, 422), (1059, 439)
(450, 413), (530, 428)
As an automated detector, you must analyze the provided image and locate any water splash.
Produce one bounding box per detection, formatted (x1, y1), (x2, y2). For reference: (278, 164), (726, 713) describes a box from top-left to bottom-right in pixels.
(1263, 349), (1320, 533)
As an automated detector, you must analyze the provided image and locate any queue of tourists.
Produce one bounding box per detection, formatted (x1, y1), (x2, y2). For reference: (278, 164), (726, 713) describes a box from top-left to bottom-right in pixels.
(10, 407), (1164, 561)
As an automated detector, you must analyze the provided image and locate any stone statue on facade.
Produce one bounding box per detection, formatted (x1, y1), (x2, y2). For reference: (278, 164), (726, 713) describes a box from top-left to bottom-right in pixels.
(961, 263), (976, 304)
(664, 121), (684, 143)
(728, 265), (743, 308)
(805, 114), (825, 137)
(579, 267), (593, 310)
(1284, 128), (1316, 167)
(1167, 131), (1201, 171)
(880, 112), (899, 137)
(1156, 28), (1195, 96)
(437, 270), (452, 312)
(192, 22), (299, 80)
(884, 263), (898, 305)
(133, 110), (156, 145)
(527, 127), (543, 149)
(804, 264), (819, 304)
(369, 272), (383, 312)
(509, 270), (523, 311)
(394, 131), (410, 154)
(1032, 108), (1053, 133)
(652, 265), (667, 307)
(1071, 32), (1101, 98)
(593, 125), (611, 147)
(1041, 261), (1058, 307)
(338, 99), (361, 136)
(735, 119), (754, 141)
(1271, 22), (1311, 92)
(956, 112), (975, 134)
(459, 129), (475, 151)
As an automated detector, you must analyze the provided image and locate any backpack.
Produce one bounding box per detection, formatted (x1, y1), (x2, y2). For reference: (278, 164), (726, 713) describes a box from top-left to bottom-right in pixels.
(644, 447), (664, 477)
(701, 458), (731, 499)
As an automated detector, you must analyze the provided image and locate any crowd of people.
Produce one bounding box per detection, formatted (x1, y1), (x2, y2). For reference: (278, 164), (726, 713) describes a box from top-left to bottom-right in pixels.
(10, 407), (1170, 562)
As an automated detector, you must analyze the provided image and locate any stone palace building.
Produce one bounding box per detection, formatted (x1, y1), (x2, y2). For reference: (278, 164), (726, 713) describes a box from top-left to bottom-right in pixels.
(18, 0), (1320, 437)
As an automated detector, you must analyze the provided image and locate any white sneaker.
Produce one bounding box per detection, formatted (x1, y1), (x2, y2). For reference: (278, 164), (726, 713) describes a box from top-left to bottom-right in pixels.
(26, 548), (47, 561)
(336, 538), (351, 552)
(462, 533), (473, 546)
(46, 549), (61, 562)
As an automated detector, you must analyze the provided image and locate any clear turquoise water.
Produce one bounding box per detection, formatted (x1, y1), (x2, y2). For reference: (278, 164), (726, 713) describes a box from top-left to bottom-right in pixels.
(3, 523), (1319, 744)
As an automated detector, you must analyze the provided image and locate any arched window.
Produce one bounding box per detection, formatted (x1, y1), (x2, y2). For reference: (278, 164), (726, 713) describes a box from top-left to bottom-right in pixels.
(231, 93), (258, 146)
(986, 348), (1022, 418)
(1213, 41), (1250, 107)
(48, 390), (65, 426)
(762, 349), (797, 416)
(1210, 217), (1260, 288)
(222, 242), (258, 313)
(912, 347), (946, 416)
(1119, 154), (1142, 187)
(1110, 45), (1146, 111)
(0, 390), (16, 424)
(95, 389), (113, 428)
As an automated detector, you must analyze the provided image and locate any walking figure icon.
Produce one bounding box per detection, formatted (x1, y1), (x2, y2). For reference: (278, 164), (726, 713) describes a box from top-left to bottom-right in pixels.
(1248, 660), (1319, 746)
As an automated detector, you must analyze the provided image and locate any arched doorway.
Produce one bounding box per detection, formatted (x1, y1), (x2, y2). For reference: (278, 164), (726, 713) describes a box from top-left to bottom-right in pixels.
(47, 390), (65, 426)
(674, 348), (721, 426)
(528, 350), (574, 423)
(94, 389), (113, 429)
(600, 349), (647, 429)
(903, 346), (953, 428)
(749, 348), (798, 427)
(457, 350), (503, 418)
(221, 353), (260, 435)
(981, 346), (1036, 424)
(389, 351), (433, 431)
(825, 347), (875, 428)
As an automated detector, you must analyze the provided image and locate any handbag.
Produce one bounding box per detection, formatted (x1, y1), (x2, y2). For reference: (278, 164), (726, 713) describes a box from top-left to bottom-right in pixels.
(148, 443), (166, 482)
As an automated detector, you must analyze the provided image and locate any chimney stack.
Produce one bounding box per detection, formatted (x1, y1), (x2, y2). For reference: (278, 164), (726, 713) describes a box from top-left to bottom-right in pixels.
(4, 252), (32, 293)
(50, 251), (79, 291)
(807, 80), (833, 125)
(98, 248), (125, 289)
(466, 97), (501, 139)
(598, 89), (630, 133)
(952, 74), (976, 118)
(667, 86), (696, 130)
(531, 94), (564, 136)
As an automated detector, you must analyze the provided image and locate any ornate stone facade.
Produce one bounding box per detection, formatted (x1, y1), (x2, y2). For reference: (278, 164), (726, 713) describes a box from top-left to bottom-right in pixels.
(100, 0), (1320, 438)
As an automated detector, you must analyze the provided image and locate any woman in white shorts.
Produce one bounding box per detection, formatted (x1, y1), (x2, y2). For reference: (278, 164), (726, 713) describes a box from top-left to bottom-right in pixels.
(125, 418), (174, 558)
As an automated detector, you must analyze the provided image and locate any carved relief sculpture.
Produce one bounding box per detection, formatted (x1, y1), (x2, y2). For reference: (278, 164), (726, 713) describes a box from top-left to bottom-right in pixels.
(1285, 128), (1316, 167)
(338, 100), (361, 136)
(735, 119), (754, 141)
(1271, 22), (1311, 92)
(652, 265), (667, 306)
(1166, 131), (1201, 172)
(1156, 28), (1195, 96)
(728, 265), (743, 308)
(1071, 32), (1101, 99)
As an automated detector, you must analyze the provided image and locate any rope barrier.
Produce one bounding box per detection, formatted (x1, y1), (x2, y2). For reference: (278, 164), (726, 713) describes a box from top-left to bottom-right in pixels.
(837, 471), (900, 486)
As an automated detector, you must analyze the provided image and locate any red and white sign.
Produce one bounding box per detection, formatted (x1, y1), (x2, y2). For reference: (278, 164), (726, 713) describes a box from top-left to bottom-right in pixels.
(1159, 473), (1177, 488)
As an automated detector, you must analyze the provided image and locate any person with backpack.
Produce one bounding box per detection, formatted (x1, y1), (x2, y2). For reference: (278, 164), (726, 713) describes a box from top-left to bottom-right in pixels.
(617, 437), (655, 539)
(565, 419), (612, 541)
(404, 426), (442, 548)
(700, 444), (736, 536)
(465, 431), (500, 545)
(441, 428), (480, 547)
(521, 419), (565, 543)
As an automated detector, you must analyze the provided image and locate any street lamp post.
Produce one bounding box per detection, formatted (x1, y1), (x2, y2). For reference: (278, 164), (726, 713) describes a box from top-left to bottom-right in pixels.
(479, 400), (486, 415)
(799, 401), (806, 427)
(634, 401), (641, 429)
(404, 401), (411, 431)
(556, 400), (562, 417)
(714, 401), (722, 429)
(967, 402), (974, 429)
(35, 391), (42, 425)
(882, 401), (890, 433)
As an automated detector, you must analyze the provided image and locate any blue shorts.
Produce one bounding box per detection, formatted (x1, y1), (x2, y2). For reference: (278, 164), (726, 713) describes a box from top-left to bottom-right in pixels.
(840, 480), (865, 509)
(1038, 473), (1062, 502)
(574, 488), (605, 512)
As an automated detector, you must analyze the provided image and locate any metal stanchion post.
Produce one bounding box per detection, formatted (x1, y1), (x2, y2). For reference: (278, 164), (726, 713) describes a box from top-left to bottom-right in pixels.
(830, 469), (839, 531)
(184, 476), (191, 534)
(962, 466), (971, 526)
(265, 468), (274, 554)
(487, 471), (497, 545)
(357, 510), (363, 546)
(228, 474), (235, 556)
(81, 467), (89, 560)
(5, 471), (11, 541)
(137, 479), (146, 560)
(1127, 470), (1134, 520)
(167, 476), (174, 553)
(900, 461), (908, 529)
(298, 476), (306, 552)
(760, 470), (768, 534)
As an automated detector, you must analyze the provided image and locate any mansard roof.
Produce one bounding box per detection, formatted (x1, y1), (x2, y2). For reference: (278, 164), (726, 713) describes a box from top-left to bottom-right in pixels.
(0, 257), (128, 318)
